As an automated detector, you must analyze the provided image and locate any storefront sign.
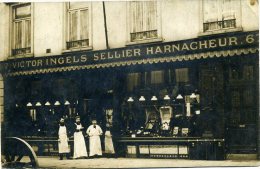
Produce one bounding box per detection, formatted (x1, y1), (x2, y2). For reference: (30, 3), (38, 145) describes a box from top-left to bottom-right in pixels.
(0, 31), (258, 75)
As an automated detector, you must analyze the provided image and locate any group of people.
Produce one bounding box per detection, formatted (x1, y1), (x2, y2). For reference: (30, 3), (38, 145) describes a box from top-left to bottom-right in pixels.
(58, 116), (115, 160)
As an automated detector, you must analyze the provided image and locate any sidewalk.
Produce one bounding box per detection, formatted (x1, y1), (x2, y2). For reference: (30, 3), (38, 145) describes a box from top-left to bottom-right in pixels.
(36, 156), (260, 168)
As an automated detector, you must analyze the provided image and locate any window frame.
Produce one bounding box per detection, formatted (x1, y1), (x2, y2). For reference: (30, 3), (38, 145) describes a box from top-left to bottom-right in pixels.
(199, 0), (242, 36)
(63, 2), (93, 53)
(126, 0), (162, 45)
(9, 3), (34, 58)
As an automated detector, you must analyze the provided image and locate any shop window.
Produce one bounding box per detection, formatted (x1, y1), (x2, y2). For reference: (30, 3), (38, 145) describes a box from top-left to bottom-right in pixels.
(175, 68), (189, 83)
(66, 2), (90, 50)
(202, 0), (240, 32)
(127, 73), (141, 92)
(243, 65), (254, 80)
(128, 1), (158, 42)
(30, 109), (37, 121)
(12, 3), (32, 56)
(151, 70), (164, 84)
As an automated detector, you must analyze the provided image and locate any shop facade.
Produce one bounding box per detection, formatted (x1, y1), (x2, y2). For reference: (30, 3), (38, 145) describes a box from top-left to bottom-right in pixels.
(0, 30), (259, 159)
(0, 1), (259, 160)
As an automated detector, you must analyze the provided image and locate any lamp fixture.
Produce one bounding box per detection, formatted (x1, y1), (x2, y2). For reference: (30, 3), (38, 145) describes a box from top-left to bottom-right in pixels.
(64, 100), (70, 105)
(26, 102), (33, 107)
(35, 102), (42, 106)
(45, 101), (51, 106)
(54, 101), (61, 106)
(195, 110), (200, 115)
(190, 93), (197, 99)
(127, 97), (134, 102)
(163, 95), (170, 100)
(151, 96), (158, 101)
(139, 96), (145, 101)
(176, 94), (183, 99)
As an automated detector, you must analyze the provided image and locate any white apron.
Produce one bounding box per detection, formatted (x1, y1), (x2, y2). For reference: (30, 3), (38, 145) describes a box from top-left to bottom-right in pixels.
(104, 130), (115, 154)
(58, 126), (70, 153)
(87, 125), (103, 156)
(73, 124), (88, 158)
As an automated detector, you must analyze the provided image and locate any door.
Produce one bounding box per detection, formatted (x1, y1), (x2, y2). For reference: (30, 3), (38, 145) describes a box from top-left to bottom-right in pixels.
(226, 64), (258, 154)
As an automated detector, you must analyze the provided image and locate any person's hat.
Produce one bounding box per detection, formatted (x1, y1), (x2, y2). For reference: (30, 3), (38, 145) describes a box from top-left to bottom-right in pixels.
(60, 118), (65, 122)
(92, 119), (97, 123)
(75, 116), (80, 119)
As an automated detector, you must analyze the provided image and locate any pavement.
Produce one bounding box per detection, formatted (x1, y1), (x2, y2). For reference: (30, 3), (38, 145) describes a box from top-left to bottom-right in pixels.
(32, 156), (260, 168)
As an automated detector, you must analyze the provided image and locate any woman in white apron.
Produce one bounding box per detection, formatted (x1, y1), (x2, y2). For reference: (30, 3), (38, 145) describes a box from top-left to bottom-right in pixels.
(104, 124), (115, 157)
(58, 118), (70, 160)
(87, 120), (103, 158)
(73, 116), (88, 159)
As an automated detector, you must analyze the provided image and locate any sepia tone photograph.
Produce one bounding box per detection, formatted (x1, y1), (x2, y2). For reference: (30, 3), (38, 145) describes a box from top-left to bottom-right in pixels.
(0, 0), (259, 168)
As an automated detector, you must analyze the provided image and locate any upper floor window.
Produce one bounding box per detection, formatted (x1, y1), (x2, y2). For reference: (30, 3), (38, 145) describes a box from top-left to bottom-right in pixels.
(128, 1), (158, 42)
(203, 0), (239, 32)
(12, 3), (32, 56)
(66, 2), (90, 50)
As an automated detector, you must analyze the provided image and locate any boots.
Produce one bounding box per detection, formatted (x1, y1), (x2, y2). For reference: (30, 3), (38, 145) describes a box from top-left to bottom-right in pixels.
(59, 154), (63, 160)
(66, 153), (72, 160)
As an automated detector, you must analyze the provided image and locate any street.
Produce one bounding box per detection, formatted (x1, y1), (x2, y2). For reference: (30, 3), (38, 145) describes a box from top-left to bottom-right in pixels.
(35, 157), (259, 168)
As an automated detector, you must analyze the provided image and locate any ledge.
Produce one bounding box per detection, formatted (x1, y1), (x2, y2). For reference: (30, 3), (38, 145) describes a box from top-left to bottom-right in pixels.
(8, 54), (34, 60)
(198, 27), (243, 37)
(62, 46), (93, 53)
(126, 38), (163, 46)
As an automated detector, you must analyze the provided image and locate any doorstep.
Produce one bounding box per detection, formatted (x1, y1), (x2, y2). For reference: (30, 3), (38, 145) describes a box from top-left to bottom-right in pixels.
(226, 154), (257, 160)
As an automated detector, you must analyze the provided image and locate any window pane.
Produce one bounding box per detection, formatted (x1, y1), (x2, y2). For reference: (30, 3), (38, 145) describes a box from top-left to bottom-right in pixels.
(151, 70), (164, 84)
(146, 1), (157, 31)
(69, 11), (78, 41)
(14, 21), (22, 49)
(222, 0), (236, 20)
(15, 4), (31, 19)
(243, 89), (253, 106)
(203, 0), (218, 22)
(175, 68), (189, 83)
(243, 65), (254, 80)
(127, 73), (141, 91)
(24, 20), (31, 48)
(130, 1), (157, 33)
(231, 91), (240, 123)
(80, 9), (89, 40)
(69, 2), (88, 9)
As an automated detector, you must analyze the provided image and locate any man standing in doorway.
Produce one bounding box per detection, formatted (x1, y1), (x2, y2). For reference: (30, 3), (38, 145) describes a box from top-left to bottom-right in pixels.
(73, 116), (88, 159)
(87, 119), (103, 158)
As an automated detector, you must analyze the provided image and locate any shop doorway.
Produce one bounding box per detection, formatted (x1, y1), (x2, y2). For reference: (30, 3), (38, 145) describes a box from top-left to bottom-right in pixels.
(225, 63), (258, 154)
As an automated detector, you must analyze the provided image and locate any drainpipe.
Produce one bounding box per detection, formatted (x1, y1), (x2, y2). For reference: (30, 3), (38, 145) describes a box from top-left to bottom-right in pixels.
(103, 1), (109, 49)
